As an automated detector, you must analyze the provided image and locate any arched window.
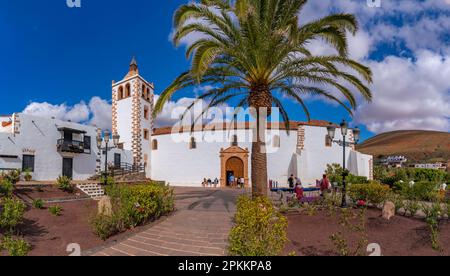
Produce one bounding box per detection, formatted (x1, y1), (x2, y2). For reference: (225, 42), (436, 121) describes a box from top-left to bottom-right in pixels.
(125, 83), (131, 98)
(152, 139), (158, 150)
(143, 129), (149, 140)
(118, 86), (124, 100)
(189, 137), (197, 149)
(273, 135), (281, 148)
(231, 135), (238, 147)
(146, 87), (151, 101)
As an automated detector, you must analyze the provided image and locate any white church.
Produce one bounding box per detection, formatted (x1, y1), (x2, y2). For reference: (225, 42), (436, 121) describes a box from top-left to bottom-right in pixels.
(0, 59), (373, 188)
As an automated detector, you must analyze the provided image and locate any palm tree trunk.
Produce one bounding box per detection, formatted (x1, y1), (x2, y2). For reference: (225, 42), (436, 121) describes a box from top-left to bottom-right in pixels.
(249, 85), (271, 198)
(251, 109), (268, 198)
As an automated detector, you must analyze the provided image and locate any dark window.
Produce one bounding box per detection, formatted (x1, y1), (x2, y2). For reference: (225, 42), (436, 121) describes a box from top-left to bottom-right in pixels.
(84, 135), (91, 151)
(114, 153), (121, 168)
(22, 155), (35, 172)
(64, 131), (72, 141)
(152, 139), (158, 150)
(189, 137), (197, 149)
(231, 135), (238, 147)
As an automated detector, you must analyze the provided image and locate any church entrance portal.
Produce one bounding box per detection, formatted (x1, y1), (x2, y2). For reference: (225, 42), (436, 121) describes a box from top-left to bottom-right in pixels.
(220, 146), (249, 188)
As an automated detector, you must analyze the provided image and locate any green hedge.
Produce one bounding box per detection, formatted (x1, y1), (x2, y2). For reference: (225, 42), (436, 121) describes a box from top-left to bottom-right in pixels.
(325, 164), (368, 185)
(228, 196), (287, 256)
(91, 182), (174, 240)
(376, 167), (449, 186)
(348, 182), (391, 206)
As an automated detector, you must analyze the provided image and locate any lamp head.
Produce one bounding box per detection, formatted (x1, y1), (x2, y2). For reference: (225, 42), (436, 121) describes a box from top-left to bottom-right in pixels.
(340, 120), (348, 136)
(327, 123), (337, 140)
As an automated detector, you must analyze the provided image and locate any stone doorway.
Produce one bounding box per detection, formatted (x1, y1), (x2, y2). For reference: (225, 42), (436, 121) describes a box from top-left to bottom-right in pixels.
(220, 146), (249, 188)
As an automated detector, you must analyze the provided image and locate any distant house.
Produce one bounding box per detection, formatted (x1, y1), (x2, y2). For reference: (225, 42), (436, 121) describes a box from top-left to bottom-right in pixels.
(414, 163), (447, 171)
(381, 156), (408, 168)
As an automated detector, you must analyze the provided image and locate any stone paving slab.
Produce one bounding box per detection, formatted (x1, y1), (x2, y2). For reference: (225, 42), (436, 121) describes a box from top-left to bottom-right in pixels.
(90, 188), (245, 256)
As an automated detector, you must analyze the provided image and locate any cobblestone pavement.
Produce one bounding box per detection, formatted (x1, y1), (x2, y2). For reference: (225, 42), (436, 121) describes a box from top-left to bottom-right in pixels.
(90, 188), (245, 256)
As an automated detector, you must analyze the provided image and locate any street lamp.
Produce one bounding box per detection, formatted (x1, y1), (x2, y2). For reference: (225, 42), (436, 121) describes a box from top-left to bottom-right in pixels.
(97, 129), (120, 185)
(327, 120), (361, 207)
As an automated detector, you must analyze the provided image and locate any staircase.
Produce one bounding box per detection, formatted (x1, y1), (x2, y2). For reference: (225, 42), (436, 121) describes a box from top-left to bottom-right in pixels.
(76, 182), (105, 200)
(89, 162), (146, 182)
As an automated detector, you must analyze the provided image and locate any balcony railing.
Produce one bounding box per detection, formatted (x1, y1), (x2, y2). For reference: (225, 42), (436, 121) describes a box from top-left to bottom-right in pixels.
(57, 139), (85, 154)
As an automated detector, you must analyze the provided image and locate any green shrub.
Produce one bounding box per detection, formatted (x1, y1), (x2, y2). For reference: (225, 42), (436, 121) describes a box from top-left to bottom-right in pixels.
(32, 199), (44, 209)
(404, 200), (420, 217)
(48, 205), (63, 216)
(4, 170), (21, 185)
(347, 175), (369, 185)
(0, 179), (14, 197)
(325, 164), (368, 186)
(395, 181), (440, 201)
(348, 182), (391, 206)
(90, 182), (174, 240)
(388, 192), (405, 214)
(228, 196), (287, 256)
(90, 213), (126, 241)
(23, 169), (32, 182)
(0, 197), (26, 232)
(56, 176), (74, 193)
(99, 175), (115, 186)
(421, 202), (443, 251)
(378, 167), (447, 186)
(0, 236), (31, 256)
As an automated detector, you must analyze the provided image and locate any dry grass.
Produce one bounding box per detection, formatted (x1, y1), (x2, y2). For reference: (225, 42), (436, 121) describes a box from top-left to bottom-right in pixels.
(357, 130), (450, 163)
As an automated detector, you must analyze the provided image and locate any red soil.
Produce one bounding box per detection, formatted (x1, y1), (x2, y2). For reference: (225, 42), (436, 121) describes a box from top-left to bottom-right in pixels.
(284, 208), (450, 256)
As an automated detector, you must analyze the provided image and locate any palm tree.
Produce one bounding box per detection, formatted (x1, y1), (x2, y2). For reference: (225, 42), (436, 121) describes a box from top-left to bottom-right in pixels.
(154, 0), (373, 197)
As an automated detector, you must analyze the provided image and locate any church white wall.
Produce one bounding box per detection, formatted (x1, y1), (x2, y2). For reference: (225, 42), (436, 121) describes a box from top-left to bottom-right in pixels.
(151, 128), (301, 187)
(150, 125), (373, 188)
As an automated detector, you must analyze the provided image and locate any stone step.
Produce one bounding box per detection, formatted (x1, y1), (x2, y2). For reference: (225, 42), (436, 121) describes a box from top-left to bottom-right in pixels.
(76, 183), (105, 200)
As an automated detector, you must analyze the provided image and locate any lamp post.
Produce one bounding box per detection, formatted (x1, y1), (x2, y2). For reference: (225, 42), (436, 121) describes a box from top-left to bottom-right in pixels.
(327, 120), (361, 207)
(97, 129), (120, 186)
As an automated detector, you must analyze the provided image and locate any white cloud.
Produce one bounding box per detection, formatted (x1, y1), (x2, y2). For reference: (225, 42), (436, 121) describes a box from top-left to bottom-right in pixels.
(354, 51), (450, 133)
(23, 97), (111, 130)
(23, 101), (90, 123)
(88, 97), (111, 130)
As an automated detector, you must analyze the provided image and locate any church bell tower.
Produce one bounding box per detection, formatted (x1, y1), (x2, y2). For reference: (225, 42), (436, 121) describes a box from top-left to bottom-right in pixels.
(112, 57), (154, 176)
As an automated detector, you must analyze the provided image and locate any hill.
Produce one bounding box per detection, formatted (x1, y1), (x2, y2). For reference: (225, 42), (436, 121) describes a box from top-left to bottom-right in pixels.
(357, 130), (450, 163)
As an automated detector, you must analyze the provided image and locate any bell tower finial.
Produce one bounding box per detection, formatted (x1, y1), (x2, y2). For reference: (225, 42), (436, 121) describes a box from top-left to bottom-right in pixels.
(124, 56), (139, 78)
(130, 56), (138, 71)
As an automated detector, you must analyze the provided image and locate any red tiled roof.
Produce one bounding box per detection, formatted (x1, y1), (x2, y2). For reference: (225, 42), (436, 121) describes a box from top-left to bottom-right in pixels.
(152, 120), (335, 136)
(1, 121), (12, 127)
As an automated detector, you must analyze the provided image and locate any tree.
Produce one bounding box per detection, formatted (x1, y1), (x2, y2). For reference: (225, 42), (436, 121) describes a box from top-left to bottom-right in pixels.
(154, 0), (373, 197)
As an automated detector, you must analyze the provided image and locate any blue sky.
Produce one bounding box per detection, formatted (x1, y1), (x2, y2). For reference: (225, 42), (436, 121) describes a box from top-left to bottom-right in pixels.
(1, 0), (449, 141)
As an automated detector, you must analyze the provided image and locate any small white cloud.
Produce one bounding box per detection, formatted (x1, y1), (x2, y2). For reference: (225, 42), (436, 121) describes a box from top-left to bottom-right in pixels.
(88, 97), (112, 130)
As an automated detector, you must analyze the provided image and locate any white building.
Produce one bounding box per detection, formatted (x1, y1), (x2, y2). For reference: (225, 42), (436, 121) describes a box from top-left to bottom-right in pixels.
(414, 163), (447, 170)
(0, 113), (133, 181)
(0, 58), (374, 188)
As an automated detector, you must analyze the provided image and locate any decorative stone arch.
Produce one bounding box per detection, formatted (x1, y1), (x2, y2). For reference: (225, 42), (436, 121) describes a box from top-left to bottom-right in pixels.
(220, 146), (249, 188)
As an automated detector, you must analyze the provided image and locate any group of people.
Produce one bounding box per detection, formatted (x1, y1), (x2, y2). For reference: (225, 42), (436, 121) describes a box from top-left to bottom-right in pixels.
(202, 178), (219, 188)
(288, 174), (331, 201)
(228, 174), (245, 188)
